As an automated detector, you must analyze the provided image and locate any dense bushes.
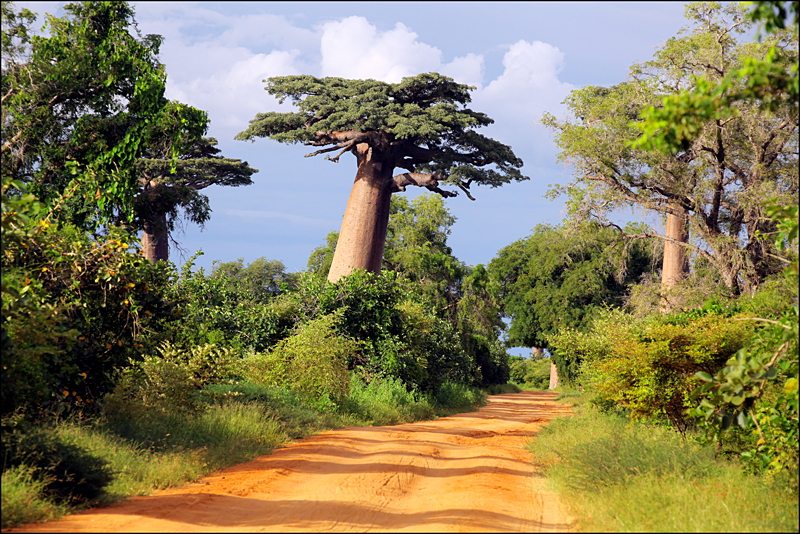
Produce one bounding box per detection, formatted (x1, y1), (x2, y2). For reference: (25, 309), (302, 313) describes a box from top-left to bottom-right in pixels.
(549, 307), (756, 431)
(2, 216), (180, 417)
(240, 313), (355, 405)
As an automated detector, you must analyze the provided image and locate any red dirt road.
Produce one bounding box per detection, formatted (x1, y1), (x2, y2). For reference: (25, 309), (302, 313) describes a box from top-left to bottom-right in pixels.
(8, 391), (576, 533)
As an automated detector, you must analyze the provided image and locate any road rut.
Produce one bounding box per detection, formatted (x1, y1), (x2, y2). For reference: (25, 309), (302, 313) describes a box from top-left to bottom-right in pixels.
(8, 391), (575, 533)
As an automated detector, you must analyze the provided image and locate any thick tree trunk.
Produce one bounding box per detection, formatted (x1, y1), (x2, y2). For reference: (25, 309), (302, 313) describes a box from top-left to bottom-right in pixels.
(327, 145), (394, 283)
(142, 211), (169, 264)
(660, 207), (690, 313)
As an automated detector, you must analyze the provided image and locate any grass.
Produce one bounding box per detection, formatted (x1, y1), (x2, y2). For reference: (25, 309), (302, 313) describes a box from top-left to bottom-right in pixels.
(2, 374), (489, 529)
(527, 397), (799, 532)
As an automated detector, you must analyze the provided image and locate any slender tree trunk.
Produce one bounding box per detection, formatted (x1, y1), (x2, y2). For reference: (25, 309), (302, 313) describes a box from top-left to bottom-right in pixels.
(142, 211), (169, 264)
(327, 145), (394, 283)
(660, 206), (690, 313)
(549, 360), (559, 390)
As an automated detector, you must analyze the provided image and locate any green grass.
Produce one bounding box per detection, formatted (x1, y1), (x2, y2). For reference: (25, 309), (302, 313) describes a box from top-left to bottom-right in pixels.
(527, 403), (799, 532)
(1, 465), (65, 529)
(2, 374), (489, 529)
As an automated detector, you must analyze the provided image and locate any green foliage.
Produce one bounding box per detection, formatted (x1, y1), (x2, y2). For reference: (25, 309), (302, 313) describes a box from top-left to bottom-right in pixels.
(304, 195), (507, 389)
(633, 1), (798, 154)
(236, 72), (526, 195)
(342, 374), (436, 425)
(2, 196), (179, 416)
(211, 257), (299, 303)
(171, 252), (298, 352)
(383, 194), (465, 314)
(1, 464), (64, 528)
(2, 421), (112, 505)
(2, 1), (207, 233)
(543, 2), (797, 294)
(489, 222), (659, 350)
(239, 313), (355, 405)
(686, 200), (798, 480)
(509, 356), (551, 389)
(102, 342), (240, 420)
(549, 308), (756, 431)
(433, 381), (487, 411)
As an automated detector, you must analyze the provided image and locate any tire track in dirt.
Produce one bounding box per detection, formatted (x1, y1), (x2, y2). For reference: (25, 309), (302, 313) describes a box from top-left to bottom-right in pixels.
(7, 391), (575, 533)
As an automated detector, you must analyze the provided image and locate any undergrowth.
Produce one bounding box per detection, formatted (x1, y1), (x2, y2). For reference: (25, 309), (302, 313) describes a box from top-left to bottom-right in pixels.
(528, 397), (799, 532)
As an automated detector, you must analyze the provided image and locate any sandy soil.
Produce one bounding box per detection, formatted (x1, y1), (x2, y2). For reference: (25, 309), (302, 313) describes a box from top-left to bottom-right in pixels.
(8, 391), (576, 533)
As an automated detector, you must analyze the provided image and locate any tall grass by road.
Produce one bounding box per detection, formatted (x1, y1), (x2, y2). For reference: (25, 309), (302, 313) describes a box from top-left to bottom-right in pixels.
(1, 375), (487, 529)
(528, 391), (799, 532)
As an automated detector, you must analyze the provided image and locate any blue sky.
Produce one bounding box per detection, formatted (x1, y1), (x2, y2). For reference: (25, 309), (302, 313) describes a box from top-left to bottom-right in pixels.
(20, 1), (694, 274)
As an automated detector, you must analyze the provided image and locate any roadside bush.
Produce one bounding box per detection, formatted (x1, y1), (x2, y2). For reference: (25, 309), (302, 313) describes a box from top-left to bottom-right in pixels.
(528, 404), (798, 532)
(550, 307), (755, 432)
(343, 374), (436, 425)
(102, 342), (240, 420)
(434, 381), (487, 410)
(239, 312), (355, 404)
(2, 219), (179, 417)
(172, 253), (299, 352)
(1, 465), (64, 528)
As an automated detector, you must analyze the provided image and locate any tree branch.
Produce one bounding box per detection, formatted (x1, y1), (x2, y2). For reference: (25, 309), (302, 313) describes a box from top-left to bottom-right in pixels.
(391, 172), (458, 198)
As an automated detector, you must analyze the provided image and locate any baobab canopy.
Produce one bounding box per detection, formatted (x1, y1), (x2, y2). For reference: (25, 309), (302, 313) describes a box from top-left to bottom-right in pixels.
(236, 72), (528, 281)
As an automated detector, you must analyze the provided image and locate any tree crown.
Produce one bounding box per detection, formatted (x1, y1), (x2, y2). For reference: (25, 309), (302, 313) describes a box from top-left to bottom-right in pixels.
(236, 72), (527, 198)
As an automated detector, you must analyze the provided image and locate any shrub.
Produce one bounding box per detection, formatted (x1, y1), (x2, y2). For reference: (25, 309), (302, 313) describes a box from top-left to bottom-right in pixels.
(102, 342), (240, 420)
(343, 373), (435, 425)
(434, 381), (487, 410)
(2, 221), (179, 417)
(239, 313), (355, 404)
(1, 465), (64, 528)
(549, 308), (755, 432)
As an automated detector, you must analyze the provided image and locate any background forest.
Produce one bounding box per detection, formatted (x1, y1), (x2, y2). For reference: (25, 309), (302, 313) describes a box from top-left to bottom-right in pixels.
(1, 1), (797, 531)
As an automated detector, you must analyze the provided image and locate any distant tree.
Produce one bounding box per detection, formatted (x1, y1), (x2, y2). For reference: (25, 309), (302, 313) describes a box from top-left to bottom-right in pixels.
(210, 256), (299, 303)
(542, 2), (798, 296)
(236, 72), (527, 282)
(307, 230), (339, 279)
(488, 223), (660, 351)
(135, 136), (258, 263)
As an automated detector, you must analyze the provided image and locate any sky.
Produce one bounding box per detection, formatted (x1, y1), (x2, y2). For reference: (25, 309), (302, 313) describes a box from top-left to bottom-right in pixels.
(18, 1), (695, 275)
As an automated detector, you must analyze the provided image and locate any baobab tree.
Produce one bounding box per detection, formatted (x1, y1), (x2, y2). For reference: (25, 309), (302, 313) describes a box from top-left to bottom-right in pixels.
(236, 73), (527, 282)
(136, 136), (257, 263)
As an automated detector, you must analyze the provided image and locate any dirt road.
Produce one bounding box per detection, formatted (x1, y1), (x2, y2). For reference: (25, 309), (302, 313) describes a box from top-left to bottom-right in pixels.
(9, 391), (575, 533)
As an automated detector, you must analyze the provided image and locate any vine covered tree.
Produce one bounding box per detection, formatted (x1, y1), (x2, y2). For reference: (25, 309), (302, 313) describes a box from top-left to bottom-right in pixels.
(236, 73), (527, 282)
(2, 1), (207, 233)
(135, 135), (258, 263)
(542, 2), (798, 296)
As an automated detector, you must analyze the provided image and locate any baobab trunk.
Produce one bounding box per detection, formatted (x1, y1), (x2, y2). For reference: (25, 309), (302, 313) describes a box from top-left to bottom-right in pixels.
(549, 361), (559, 390)
(142, 211), (169, 264)
(327, 144), (394, 283)
(660, 206), (690, 313)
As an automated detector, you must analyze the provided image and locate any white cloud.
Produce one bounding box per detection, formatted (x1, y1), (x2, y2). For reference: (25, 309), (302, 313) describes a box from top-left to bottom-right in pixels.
(479, 40), (574, 117)
(131, 7), (572, 151)
(440, 53), (485, 89)
(319, 17), (443, 82)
